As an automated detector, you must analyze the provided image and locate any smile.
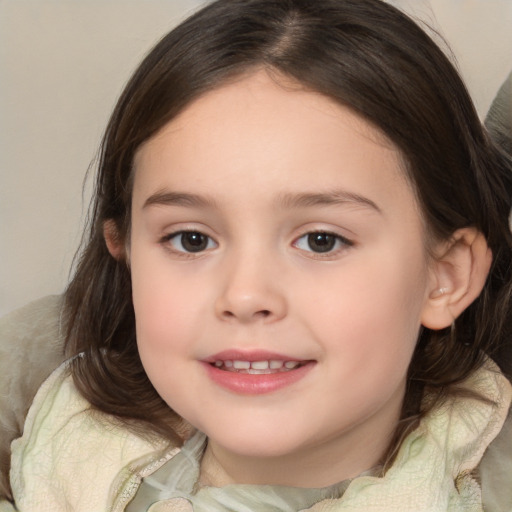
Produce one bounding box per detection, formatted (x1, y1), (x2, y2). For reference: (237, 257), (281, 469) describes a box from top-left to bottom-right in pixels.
(212, 359), (303, 373)
(202, 351), (315, 394)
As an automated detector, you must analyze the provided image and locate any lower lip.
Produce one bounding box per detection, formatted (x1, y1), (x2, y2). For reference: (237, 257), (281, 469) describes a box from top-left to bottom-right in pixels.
(201, 361), (314, 395)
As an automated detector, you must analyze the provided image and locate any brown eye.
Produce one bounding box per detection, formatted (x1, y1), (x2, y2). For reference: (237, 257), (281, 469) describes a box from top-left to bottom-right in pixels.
(307, 233), (337, 253)
(167, 231), (215, 253)
(181, 232), (208, 252)
(294, 231), (353, 255)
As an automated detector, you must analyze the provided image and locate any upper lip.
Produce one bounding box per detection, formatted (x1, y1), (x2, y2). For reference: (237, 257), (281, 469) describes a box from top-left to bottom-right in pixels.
(203, 349), (305, 363)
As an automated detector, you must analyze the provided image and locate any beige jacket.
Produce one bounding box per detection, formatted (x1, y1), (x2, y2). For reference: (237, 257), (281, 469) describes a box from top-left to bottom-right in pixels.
(1, 296), (512, 511)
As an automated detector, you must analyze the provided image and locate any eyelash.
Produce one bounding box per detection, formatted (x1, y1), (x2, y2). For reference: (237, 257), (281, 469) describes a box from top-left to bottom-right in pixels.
(160, 229), (354, 258)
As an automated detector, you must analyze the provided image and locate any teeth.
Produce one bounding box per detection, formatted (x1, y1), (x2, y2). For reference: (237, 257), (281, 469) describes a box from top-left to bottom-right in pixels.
(212, 359), (301, 372)
(233, 360), (251, 370)
(251, 361), (269, 370)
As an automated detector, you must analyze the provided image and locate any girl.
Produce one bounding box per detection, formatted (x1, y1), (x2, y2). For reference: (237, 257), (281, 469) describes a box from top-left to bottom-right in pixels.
(3, 0), (512, 510)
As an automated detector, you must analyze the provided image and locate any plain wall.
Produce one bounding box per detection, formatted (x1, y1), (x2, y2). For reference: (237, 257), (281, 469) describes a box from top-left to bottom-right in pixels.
(1, 0), (512, 317)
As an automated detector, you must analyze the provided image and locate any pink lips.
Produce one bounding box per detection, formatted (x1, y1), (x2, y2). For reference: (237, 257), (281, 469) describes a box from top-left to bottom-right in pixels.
(201, 350), (315, 395)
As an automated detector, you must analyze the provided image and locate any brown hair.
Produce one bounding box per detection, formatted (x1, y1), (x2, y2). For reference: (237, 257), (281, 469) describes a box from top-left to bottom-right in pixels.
(65, 0), (512, 445)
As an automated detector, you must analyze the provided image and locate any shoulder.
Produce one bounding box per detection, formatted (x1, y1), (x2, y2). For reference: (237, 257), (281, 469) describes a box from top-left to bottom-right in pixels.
(479, 404), (512, 511)
(486, 71), (512, 155)
(9, 362), (172, 511)
(0, 295), (66, 425)
(0, 295), (66, 500)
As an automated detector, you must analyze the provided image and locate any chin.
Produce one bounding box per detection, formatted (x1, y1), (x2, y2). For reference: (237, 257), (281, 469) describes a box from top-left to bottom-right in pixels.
(205, 422), (313, 459)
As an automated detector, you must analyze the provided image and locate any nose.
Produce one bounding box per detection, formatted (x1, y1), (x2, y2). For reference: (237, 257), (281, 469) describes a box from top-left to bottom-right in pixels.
(214, 253), (287, 324)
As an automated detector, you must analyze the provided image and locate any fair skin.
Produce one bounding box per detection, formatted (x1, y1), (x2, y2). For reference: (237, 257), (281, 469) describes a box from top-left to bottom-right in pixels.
(106, 70), (491, 488)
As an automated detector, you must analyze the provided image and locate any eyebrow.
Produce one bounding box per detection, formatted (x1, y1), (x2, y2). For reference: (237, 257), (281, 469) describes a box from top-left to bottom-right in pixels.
(142, 189), (381, 213)
(276, 190), (382, 213)
(143, 191), (218, 210)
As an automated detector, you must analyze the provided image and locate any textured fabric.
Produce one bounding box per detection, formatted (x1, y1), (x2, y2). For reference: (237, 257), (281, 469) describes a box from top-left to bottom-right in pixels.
(8, 363), (179, 512)
(0, 295), (66, 501)
(0, 501), (16, 512)
(4, 357), (511, 511)
(486, 71), (512, 157)
(478, 407), (512, 511)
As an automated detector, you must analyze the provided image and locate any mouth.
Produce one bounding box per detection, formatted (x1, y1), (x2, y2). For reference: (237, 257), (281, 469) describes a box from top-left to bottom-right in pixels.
(202, 351), (315, 394)
(211, 359), (306, 374)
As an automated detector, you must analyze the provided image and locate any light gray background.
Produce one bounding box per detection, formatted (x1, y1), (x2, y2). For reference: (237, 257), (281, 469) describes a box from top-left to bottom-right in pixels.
(1, 0), (512, 316)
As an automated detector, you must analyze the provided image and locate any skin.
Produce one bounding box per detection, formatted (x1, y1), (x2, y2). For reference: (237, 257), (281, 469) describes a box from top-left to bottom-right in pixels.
(125, 70), (472, 488)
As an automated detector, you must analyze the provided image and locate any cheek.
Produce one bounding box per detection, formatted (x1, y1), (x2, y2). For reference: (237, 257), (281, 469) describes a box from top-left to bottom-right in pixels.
(301, 248), (428, 363)
(132, 273), (206, 406)
(134, 280), (200, 353)
(130, 246), (207, 364)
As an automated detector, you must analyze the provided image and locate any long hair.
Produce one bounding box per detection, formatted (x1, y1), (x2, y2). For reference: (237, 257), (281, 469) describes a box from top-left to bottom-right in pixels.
(65, 0), (512, 443)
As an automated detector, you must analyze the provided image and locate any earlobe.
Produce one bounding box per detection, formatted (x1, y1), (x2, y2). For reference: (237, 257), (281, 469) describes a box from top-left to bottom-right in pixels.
(421, 228), (492, 330)
(103, 219), (125, 261)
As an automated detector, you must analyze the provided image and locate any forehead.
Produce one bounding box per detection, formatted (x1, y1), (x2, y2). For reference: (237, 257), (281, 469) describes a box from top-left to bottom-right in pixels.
(132, 70), (414, 217)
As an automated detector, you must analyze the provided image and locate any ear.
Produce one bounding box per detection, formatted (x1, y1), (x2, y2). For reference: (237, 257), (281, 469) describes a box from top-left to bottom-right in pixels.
(421, 228), (492, 330)
(103, 219), (125, 261)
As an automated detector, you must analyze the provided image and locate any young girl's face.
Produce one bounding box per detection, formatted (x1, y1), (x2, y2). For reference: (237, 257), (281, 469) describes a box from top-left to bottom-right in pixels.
(128, 71), (439, 485)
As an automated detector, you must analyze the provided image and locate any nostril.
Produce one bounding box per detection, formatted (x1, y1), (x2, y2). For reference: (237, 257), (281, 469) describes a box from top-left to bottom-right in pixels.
(221, 309), (271, 320)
